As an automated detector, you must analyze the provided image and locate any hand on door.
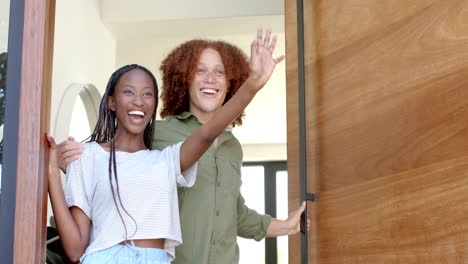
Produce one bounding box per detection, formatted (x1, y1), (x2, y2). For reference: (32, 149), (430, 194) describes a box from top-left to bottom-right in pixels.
(266, 201), (310, 236)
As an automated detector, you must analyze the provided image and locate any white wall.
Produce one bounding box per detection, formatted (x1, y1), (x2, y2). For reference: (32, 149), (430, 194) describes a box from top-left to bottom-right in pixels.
(51, 0), (116, 142)
(47, 0), (117, 222)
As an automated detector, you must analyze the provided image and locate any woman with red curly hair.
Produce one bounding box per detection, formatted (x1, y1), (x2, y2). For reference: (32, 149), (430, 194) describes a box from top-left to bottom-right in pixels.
(153, 28), (307, 264)
(158, 38), (249, 127)
(57, 28), (307, 264)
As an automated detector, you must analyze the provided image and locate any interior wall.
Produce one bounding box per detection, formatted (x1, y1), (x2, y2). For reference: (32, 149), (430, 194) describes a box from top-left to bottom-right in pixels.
(51, 0), (116, 143)
(47, 0), (116, 222)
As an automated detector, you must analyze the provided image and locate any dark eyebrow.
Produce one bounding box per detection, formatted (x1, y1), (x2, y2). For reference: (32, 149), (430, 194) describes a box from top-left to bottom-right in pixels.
(121, 84), (153, 90)
(121, 83), (136, 89)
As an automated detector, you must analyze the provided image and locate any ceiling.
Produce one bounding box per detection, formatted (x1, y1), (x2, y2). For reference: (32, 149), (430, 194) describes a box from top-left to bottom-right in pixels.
(97, 0), (284, 40)
(98, 0), (283, 22)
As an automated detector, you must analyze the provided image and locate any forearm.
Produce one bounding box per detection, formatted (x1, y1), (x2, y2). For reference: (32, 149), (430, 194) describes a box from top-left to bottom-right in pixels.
(48, 169), (88, 261)
(265, 218), (291, 237)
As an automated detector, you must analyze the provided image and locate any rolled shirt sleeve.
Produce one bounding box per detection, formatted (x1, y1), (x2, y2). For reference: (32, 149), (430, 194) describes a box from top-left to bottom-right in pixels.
(236, 192), (272, 241)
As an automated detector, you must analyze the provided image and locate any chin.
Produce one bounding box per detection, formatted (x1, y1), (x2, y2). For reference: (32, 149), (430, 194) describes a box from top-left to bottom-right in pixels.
(201, 102), (223, 111)
(201, 107), (220, 113)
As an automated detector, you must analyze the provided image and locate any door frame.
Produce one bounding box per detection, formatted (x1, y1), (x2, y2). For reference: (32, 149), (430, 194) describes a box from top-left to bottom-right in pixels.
(0, 0), (55, 263)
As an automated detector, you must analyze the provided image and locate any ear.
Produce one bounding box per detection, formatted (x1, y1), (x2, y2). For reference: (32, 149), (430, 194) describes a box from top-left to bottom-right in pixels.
(108, 96), (116, 111)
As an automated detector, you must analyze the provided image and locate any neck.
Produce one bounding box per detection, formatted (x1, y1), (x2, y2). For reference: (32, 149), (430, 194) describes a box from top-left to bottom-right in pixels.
(111, 131), (147, 152)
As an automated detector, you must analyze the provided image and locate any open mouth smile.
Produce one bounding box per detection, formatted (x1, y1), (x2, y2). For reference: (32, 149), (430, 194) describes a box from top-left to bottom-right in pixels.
(200, 88), (219, 96)
(128, 110), (146, 123)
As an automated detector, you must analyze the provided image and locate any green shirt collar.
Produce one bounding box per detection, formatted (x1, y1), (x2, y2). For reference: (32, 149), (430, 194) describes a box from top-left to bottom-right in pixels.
(174, 111), (233, 131)
(174, 111), (194, 120)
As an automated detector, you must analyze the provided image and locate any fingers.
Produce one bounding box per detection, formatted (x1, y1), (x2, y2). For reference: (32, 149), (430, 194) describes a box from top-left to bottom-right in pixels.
(58, 148), (82, 167)
(47, 134), (57, 149)
(274, 55), (285, 65)
(256, 26), (263, 56)
(58, 139), (83, 155)
(269, 35), (277, 52)
(254, 26), (283, 59)
(257, 26), (263, 47)
(298, 201), (306, 214)
(59, 155), (79, 171)
(256, 27), (276, 52)
(60, 146), (83, 158)
(57, 138), (83, 167)
(251, 39), (257, 57)
(264, 27), (271, 48)
(58, 142), (82, 173)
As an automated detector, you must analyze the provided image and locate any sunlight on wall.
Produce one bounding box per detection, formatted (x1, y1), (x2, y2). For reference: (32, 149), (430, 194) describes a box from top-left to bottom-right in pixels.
(69, 97), (91, 142)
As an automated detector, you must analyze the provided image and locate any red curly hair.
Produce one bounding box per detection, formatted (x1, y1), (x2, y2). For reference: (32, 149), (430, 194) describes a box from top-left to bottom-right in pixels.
(159, 39), (250, 126)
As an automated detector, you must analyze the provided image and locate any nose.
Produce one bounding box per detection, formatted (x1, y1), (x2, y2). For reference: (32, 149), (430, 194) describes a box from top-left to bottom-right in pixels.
(205, 71), (216, 83)
(132, 94), (144, 106)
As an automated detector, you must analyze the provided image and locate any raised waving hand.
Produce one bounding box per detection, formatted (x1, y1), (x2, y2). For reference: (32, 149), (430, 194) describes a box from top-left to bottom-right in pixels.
(248, 27), (285, 91)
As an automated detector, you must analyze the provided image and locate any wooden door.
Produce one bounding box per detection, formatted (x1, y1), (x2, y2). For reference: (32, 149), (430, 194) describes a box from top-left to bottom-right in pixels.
(286, 0), (468, 263)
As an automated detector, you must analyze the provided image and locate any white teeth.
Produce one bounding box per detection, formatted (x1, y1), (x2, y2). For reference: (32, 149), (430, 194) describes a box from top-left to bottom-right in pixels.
(201, 88), (217, 94)
(128, 110), (144, 117)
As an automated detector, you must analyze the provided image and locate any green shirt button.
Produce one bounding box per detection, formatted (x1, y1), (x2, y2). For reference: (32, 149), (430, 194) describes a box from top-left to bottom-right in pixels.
(217, 181), (221, 187)
(216, 210), (220, 216)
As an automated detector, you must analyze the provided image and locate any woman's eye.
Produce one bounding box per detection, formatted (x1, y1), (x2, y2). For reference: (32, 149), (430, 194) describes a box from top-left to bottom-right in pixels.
(215, 71), (224, 77)
(123, 90), (133, 95)
(144, 92), (153, 97)
(196, 68), (207, 75)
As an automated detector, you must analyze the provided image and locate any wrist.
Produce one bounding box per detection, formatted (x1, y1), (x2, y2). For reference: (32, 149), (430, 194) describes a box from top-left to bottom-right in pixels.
(267, 218), (290, 237)
(244, 76), (262, 94)
(283, 219), (293, 234)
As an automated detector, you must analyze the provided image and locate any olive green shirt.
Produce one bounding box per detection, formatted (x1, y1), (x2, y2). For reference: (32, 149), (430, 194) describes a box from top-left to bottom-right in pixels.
(153, 112), (272, 264)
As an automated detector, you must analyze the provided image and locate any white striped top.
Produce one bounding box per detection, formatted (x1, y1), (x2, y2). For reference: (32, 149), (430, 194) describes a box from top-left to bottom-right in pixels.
(64, 141), (197, 262)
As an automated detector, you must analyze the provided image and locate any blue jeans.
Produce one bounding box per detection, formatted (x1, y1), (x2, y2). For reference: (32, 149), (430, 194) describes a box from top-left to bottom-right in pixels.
(82, 241), (169, 264)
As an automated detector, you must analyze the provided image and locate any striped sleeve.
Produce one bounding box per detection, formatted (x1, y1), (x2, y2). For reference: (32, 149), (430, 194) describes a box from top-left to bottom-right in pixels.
(64, 145), (92, 218)
(161, 141), (197, 188)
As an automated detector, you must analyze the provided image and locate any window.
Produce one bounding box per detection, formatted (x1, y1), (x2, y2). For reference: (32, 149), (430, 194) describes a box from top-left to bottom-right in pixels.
(238, 161), (288, 264)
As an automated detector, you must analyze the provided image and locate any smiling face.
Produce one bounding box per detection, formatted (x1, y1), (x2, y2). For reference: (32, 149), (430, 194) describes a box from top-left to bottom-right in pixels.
(108, 69), (156, 138)
(188, 48), (228, 123)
